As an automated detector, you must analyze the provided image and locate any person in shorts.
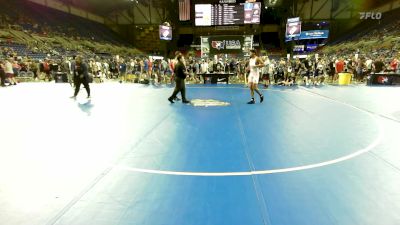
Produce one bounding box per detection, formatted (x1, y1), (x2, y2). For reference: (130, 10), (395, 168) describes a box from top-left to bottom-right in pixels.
(247, 50), (264, 104)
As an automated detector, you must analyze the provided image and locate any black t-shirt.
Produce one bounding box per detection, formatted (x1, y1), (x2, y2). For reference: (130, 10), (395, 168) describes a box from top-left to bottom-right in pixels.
(174, 62), (186, 79)
(134, 64), (141, 72)
(110, 62), (116, 71)
(304, 60), (310, 69)
(74, 62), (89, 78)
(374, 61), (385, 73)
(329, 62), (335, 70)
(347, 60), (353, 70)
(50, 63), (59, 72)
(213, 62), (223, 72)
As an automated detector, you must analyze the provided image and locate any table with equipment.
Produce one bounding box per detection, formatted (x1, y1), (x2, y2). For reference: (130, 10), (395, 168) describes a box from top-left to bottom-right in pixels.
(201, 73), (233, 84)
(54, 72), (68, 83)
(367, 73), (400, 86)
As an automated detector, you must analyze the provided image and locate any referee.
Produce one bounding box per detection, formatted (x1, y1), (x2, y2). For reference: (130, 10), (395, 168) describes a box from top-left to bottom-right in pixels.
(70, 55), (91, 99)
(168, 54), (190, 104)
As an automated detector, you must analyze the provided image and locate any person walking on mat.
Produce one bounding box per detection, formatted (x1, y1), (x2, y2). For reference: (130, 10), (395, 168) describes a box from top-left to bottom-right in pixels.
(247, 50), (264, 104)
(71, 55), (91, 100)
(168, 54), (190, 104)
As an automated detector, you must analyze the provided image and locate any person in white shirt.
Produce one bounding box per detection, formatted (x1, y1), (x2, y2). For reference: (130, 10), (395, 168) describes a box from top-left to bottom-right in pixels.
(103, 61), (109, 79)
(247, 50), (264, 104)
(208, 59), (214, 73)
(260, 56), (270, 88)
(95, 60), (104, 82)
(201, 60), (208, 74)
(268, 60), (275, 84)
(5, 58), (17, 85)
(365, 58), (373, 73)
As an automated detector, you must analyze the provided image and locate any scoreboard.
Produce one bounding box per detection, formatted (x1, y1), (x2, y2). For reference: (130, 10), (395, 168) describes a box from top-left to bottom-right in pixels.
(195, 2), (261, 26)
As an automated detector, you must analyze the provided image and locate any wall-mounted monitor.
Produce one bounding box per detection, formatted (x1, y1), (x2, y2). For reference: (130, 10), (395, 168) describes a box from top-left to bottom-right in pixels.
(159, 25), (172, 40)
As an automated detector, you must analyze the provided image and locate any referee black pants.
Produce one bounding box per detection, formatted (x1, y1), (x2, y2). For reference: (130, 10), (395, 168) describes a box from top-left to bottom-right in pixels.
(0, 70), (5, 86)
(74, 77), (91, 97)
(170, 77), (187, 101)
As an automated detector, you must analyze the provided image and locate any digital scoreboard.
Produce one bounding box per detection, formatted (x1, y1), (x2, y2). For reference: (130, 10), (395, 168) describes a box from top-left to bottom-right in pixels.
(195, 2), (261, 26)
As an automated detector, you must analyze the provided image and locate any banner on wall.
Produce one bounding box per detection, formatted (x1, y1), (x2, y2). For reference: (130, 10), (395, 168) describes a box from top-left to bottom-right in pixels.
(306, 44), (318, 51)
(300, 30), (329, 39)
(209, 36), (245, 55)
(201, 35), (252, 57)
(286, 30), (329, 41)
(293, 45), (305, 52)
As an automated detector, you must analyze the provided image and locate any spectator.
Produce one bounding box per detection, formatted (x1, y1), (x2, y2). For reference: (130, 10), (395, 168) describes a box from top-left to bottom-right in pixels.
(0, 60), (6, 87)
(4, 58), (17, 85)
(373, 56), (385, 73)
(41, 59), (51, 81)
(119, 59), (127, 82)
(390, 57), (398, 72)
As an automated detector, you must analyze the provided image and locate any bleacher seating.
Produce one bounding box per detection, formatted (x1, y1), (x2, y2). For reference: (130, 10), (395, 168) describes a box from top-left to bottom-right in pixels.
(0, 0), (140, 60)
(321, 7), (400, 56)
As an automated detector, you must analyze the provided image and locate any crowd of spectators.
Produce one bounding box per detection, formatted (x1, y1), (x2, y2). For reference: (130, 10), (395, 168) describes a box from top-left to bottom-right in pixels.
(1, 44), (399, 88)
(309, 12), (400, 86)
